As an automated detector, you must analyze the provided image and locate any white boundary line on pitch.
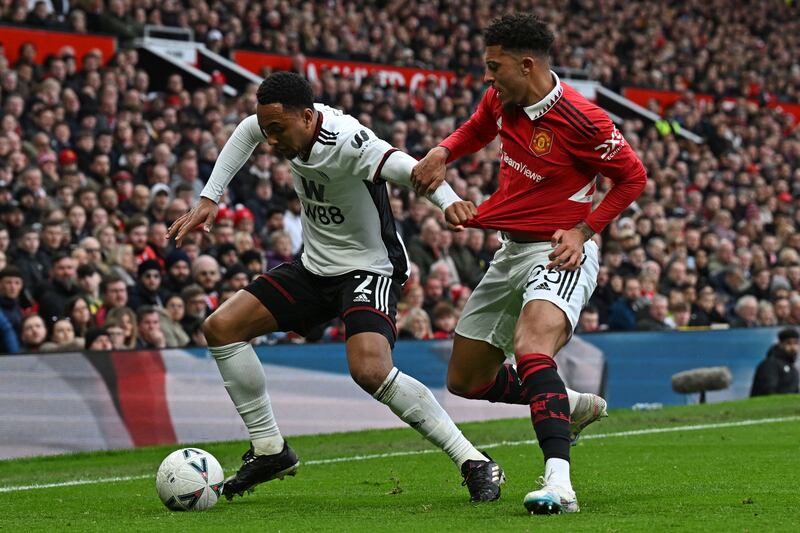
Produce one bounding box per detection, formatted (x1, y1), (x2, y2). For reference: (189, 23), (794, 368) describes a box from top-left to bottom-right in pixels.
(3, 415), (798, 494)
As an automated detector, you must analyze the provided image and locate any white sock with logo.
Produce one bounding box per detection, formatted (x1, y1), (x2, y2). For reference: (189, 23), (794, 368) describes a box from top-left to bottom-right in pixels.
(210, 342), (284, 456)
(373, 367), (486, 468)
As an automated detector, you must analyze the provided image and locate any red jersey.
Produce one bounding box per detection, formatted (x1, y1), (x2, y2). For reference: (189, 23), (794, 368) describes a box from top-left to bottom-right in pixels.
(440, 76), (647, 238)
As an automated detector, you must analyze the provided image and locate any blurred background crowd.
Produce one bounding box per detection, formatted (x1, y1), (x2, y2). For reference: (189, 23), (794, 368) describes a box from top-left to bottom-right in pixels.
(0, 0), (798, 353)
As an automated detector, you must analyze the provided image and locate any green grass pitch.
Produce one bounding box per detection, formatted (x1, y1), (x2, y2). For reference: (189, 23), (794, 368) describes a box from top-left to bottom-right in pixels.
(2, 396), (799, 532)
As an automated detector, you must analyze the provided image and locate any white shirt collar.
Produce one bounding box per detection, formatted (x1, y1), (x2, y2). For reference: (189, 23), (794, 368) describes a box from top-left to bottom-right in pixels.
(521, 71), (563, 121)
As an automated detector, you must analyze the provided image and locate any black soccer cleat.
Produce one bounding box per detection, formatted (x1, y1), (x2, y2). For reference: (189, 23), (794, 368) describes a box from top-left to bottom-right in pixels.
(460, 452), (506, 502)
(222, 441), (300, 500)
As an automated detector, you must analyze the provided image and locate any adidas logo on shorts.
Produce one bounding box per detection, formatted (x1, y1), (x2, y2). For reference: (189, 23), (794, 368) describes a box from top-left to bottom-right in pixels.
(353, 293), (371, 303)
(533, 282), (551, 291)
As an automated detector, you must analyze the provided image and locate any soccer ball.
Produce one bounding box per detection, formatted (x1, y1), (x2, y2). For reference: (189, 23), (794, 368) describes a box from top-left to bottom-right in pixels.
(156, 448), (225, 511)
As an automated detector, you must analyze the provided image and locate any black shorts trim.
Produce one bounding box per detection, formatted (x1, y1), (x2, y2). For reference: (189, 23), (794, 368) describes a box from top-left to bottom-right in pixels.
(342, 305), (398, 338)
(259, 274), (295, 304)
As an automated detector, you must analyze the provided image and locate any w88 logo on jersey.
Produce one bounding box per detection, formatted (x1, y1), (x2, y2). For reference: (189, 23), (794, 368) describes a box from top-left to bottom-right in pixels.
(303, 202), (345, 225)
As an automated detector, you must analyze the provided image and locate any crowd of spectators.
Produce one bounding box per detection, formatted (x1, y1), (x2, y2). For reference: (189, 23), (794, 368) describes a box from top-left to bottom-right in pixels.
(0, 1), (799, 353)
(2, 0), (798, 101)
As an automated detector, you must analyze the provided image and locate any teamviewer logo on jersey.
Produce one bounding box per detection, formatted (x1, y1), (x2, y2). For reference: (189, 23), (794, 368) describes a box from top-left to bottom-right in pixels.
(530, 127), (554, 157)
(353, 293), (371, 303)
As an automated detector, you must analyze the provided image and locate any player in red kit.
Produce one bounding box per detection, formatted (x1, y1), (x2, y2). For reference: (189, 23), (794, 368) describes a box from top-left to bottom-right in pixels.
(412, 13), (647, 514)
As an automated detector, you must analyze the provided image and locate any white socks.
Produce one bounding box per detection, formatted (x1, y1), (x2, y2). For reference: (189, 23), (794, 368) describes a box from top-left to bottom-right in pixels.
(373, 367), (486, 468)
(545, 458), (572, 489)
(566, 388), (581, 413)
(210, 342), (284, 456)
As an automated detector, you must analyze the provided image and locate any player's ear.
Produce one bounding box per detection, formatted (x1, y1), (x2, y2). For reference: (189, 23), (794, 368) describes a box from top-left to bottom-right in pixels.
(521, 56), (535, 76)
(304, 107), (314, 126)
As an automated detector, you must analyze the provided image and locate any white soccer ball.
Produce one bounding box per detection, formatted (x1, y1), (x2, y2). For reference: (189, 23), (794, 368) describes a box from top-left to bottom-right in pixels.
(156, 448), (225, 511)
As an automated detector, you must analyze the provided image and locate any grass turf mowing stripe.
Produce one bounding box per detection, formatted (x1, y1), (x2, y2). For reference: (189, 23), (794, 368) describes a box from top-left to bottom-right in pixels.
(3, 414), (798, 494)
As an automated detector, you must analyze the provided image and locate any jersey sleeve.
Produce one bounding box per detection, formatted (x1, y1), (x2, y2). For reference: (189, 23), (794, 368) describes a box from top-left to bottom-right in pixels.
(439, 88), (500, 162)
(566, 109), (648, 233)
(340, 125), (397, 183)
(201, 114), (265, 203)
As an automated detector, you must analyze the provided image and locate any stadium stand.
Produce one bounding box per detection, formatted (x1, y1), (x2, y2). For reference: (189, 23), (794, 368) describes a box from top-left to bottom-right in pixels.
(0, 0), (799, 352)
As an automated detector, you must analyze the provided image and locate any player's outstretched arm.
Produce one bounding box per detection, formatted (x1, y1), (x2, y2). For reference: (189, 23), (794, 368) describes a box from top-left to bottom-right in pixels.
(411, 146), (450, 196)
(381, 150), (476, 231)
(166, 197), (219, 247)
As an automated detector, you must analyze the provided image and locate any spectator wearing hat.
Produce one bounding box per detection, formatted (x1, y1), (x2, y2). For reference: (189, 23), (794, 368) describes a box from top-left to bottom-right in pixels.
(240, 249), (265, 278)
(163, 249), (192, 295)
(751, 328), (800, 397)
(35, 252), (80, 323)
(128, 259), (168, 310)
(222, 263), (250, 291)
(113, 170), (135, 205)
(147, 183), (171, 223)
(0, 267), (25, 334)
(84, 326), (113, 351)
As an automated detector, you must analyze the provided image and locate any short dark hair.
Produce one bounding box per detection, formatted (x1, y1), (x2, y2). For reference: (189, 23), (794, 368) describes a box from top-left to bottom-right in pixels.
(256, 71), (314, 111)
(136, 305), (159, 323)
(484, 13), (554, 57)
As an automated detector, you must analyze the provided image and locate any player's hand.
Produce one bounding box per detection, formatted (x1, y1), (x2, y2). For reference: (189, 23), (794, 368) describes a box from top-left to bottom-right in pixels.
(547, 228), (586, 271)
(411, 146), (449, 196)
(444, 201), (477, 232)
(166, 197), (218, 247)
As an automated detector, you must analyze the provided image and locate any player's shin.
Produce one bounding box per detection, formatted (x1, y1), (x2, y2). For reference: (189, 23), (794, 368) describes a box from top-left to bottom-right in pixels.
(373, 367), (486, 467)
(210, 341), (284, 456)
(463, 363), (582, 415)
(517, 353), (572, 488)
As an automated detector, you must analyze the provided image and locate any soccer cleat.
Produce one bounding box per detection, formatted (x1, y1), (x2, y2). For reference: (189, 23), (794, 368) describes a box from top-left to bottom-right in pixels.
(222, 441), (300, 500)
(460, 452), (506, 502)
(569, 393), (608, 445)
(523, 476), (579, 515)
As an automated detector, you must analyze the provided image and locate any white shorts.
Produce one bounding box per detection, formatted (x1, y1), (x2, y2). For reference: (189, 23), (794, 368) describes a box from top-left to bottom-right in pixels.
(455, 238), (599, 356)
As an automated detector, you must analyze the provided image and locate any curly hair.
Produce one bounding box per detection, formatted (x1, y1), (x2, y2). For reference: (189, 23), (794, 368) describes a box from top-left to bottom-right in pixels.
(484, 13), (554, 57)
(256, 71), (314, 110)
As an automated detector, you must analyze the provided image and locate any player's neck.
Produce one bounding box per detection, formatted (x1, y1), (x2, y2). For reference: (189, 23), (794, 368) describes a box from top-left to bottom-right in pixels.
(520, 70), (556, 108)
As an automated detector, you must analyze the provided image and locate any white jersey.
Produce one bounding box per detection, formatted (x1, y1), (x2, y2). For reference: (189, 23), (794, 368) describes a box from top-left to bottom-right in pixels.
(201, 104), (413, 282)
(288, 104), (409, 280)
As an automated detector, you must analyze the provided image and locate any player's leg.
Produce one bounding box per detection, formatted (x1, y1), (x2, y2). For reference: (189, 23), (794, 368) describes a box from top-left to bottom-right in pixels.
(341, 274), (504, 502)
(514, 300), (578, 514)
(448, 242), (605, 443)
(205, 266), (321, 498)
(204, 289), (284, 456)
(517, 241), (600, 514)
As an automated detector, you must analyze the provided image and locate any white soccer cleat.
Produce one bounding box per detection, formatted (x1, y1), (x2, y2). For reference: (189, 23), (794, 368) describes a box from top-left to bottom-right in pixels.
(523, 477), (579, 515)
(569, 393), (608, 445)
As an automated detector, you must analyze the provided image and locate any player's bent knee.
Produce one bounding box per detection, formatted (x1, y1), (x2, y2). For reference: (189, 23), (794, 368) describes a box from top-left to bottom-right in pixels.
(203, 313), (241, 347)
(349, 360), (392, 395)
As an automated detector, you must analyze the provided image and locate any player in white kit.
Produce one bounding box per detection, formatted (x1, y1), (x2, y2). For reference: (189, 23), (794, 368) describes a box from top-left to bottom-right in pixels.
(167, 72), (505, 502)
